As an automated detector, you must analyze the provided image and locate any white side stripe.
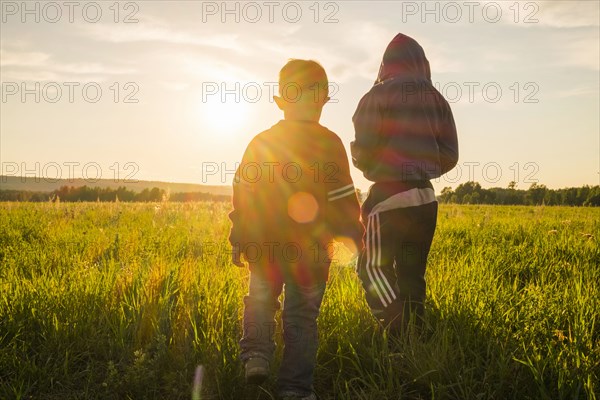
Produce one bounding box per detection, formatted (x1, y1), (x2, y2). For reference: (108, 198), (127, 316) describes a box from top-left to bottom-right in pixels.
(365, 215), (388, 307)
(376, 213), (381, 267)
(328, 184), (354, 196)
(373, 213), (396, 301)
(370, 214), (393, 305)
(363, 187), (435, 304)
(328, 188), (355, 201)
(328, 184), (355, 201)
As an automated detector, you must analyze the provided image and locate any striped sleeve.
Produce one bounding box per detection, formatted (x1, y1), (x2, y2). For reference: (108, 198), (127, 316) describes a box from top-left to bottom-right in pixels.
(328, 183), (356, 202)
(325, 138), (364, 250)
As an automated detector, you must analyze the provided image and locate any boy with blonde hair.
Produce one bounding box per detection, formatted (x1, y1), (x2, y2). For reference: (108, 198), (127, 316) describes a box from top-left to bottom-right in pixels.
(229, 59), (363, 399)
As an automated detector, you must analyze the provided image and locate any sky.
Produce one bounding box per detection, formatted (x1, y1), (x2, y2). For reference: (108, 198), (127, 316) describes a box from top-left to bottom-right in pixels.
(1, 0), (599, 192)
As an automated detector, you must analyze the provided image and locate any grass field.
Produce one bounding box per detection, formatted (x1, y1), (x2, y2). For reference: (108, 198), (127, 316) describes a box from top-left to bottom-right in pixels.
(0, 202), (598, 400)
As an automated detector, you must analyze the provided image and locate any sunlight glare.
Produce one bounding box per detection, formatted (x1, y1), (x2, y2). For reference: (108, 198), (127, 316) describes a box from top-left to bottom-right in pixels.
(199, 89), (250, 134)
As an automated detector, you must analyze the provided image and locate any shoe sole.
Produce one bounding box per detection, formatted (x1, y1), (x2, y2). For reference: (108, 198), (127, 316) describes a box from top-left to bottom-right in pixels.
(245, 369), (269, 385)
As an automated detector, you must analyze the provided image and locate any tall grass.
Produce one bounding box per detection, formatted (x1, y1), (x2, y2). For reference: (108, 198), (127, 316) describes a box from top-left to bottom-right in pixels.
(0, 202), (598, 399)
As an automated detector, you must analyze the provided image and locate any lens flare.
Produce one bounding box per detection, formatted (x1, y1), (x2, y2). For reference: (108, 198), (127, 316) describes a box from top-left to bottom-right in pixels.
(287, 192), (319, 223)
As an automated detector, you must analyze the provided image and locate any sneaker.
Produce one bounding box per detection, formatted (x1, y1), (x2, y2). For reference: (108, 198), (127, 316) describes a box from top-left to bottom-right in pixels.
(278, 391), (318, 400)
(244, 357), (269, 385)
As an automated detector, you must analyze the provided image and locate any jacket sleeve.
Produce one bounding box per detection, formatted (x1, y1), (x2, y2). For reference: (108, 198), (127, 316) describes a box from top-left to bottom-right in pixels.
(351, 89), (383, 173)
(228, 144), (256, 248)
(436, 99), (459, 175)
(228, 168), (243, 247)
(325, 141), (365, 251)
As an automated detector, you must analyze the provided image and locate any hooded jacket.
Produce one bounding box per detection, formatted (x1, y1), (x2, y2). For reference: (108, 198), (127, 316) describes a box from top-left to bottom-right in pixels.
(351, 33), (459, 183)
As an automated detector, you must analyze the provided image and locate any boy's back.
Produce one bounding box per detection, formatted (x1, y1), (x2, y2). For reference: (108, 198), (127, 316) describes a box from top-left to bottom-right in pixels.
(230, 119), (361, 252)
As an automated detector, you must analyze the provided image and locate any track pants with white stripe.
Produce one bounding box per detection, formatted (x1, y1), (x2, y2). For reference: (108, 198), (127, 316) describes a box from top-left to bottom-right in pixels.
(357, 201), (438, 330)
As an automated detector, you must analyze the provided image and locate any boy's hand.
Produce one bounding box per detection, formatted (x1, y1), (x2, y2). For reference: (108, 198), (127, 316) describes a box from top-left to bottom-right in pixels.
(231, 244), (246, 268)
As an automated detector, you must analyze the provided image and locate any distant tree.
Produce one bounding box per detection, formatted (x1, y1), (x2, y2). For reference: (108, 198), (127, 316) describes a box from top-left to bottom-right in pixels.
(584, 186), (600, 206)
(454, 181), (482, 204)
(577, 186), (591, 206)
(149, 187), (163, 201)
(544, 190), (558, 206)
(438, 187), (453, 203)
(561, 187), (578, 206)
(526, 183), (547, 205)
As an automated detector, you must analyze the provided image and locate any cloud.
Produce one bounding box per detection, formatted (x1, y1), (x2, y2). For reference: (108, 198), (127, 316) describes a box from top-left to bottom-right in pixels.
(79, 17), (245, 53)
(536, 1), (600, 28)
(0, 48), (49, 67)
(248, 22), (396, 84)
(417, 37), (465, 74)
(556, 86), (599, 99)
(0, 46), (137, 82)
(560, 34), (600, 71)
(178, 53), (259, 82)
(336, 22), (394, 81)
(1, 70), (61, 82)
(0, 69), (107, 83)
(474, 0), (599, 28)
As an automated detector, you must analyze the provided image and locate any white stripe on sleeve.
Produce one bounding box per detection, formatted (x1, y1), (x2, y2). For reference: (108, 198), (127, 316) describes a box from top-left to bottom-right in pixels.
(328, 184), (355, 201)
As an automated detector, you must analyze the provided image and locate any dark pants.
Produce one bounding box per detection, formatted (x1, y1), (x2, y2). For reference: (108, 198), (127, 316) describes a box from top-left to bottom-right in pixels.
(357, 201), (438, 332)
(240, 255), (327, 396)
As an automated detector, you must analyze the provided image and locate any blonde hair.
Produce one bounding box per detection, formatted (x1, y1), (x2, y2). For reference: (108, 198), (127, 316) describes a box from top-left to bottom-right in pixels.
(278, 59), (329, 103)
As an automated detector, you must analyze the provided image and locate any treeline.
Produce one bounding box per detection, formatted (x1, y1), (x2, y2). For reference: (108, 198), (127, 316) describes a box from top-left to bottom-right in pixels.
(0, 185), (230, 203)
(438, 182), (600, 206)
(2, 182), (599, 206)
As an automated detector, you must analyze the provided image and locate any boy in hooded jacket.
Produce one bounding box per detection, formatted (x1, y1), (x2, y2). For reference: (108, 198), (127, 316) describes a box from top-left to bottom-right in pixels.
(229, 59), (363, 399)
(352, 33), (459, 333)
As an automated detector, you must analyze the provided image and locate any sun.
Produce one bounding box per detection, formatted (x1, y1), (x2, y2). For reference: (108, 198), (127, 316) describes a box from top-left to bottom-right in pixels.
(200, 93), (250, 134)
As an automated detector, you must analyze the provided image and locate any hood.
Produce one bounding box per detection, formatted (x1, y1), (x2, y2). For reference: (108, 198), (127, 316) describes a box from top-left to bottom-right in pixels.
(376, 33), (431, 84)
